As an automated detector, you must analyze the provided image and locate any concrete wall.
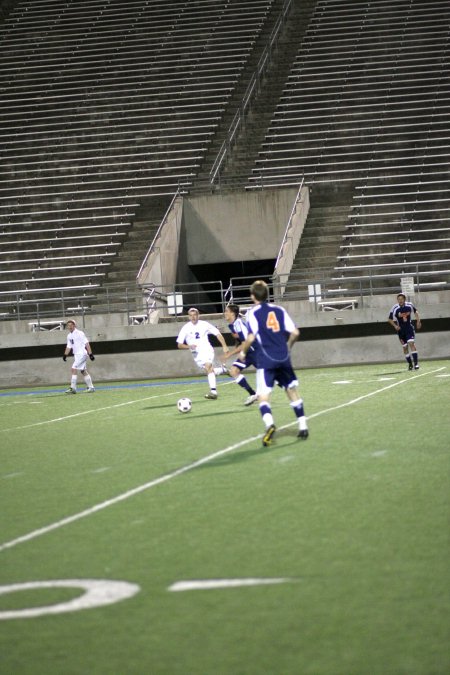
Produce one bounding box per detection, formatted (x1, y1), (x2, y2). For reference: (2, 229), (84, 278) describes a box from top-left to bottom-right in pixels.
(0, 293), (448, 388)
(183, 188), (298, 264)
(1, 330), (448, 389)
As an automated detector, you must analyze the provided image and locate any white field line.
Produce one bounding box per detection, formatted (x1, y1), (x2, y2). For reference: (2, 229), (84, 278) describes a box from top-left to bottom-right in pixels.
(169, 578), (298, 591)
(289, 366), (447, 427)
(0, 366), (444, 554)
(0, 379), (236, 433)
(0, 388), (189, 433)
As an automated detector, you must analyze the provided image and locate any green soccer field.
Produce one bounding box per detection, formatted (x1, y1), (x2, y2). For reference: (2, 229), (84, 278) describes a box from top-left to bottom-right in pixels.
(1, 361), (449, 675)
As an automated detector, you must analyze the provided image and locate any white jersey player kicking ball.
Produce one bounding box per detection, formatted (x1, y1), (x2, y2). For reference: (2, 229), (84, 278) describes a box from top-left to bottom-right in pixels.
(63, 319), (95, 393)
(176, 307), (230, 399)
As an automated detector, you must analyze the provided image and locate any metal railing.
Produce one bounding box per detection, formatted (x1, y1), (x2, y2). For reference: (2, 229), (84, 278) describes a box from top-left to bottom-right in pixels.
(209, 0), (293, 185)
(274, 179), (305, 271)
(136, 189), (181, 281)
(0, 266), (448, 327)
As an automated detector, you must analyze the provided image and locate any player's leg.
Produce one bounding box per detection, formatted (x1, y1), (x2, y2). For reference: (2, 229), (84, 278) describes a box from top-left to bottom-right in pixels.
(286, 384), (309, 439)
(204, 361), (218, 399)
(66, 362), (79, 393)
(409, 338), (419, 369)
(400, 336), (413, 369)
(81, 368), (95, 392)
(196, 347), (218, 398)
(256, 369), (276, 446)
(230, 362), (257, 405)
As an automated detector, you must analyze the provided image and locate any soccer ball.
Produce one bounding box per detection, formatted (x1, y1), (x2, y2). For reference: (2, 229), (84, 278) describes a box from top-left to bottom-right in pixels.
(177, 397), (192, 413)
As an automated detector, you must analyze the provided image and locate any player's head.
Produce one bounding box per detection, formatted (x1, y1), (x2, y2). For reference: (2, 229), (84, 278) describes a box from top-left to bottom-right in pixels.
(250, 280), (269, 303)
(66, 320), (76, 331)
(397, 293), (406, 305)
(187, 308), (199, 323)
(224, 304), (239, 321)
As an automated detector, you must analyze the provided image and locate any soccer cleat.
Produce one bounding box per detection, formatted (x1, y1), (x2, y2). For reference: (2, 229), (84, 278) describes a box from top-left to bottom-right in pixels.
(414, 364), (420, 370)
(408, 363), (413, 371)
(298, 429), (309, 440)
(262, 424), (276, 447)
(204, 392), (218, 400)
(84, 387), (95, 393)
(244, 394), (258, 406)
(221, 364), (231, 376)
(65, 388), (76, 394)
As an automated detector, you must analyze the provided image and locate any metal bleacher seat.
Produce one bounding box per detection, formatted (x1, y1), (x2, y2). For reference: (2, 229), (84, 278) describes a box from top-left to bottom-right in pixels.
(245, 0), (450, 290)
(0, 0), (275, 312)
(334, 179), (450, 285)
(248, 0), (450, 186)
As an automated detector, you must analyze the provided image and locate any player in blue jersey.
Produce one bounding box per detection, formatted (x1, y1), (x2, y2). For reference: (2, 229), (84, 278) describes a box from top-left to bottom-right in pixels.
(388, 293), (422, 370)
(238, 280), (309, 446)
(220, 304), (258, 406)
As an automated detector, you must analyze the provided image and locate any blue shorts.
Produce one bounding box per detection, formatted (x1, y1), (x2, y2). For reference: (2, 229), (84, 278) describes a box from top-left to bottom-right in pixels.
(256, 364), (298, 395)
(233, 349), (258, 371)
(398, 325), (415, 345)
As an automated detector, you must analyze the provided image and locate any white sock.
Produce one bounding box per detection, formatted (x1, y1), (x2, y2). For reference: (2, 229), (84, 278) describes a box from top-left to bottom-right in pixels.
(262, 412), (274, 427)
(84, 374), (93, 389)
(207, 372), (217, 391)
(71, 375), (77, 390)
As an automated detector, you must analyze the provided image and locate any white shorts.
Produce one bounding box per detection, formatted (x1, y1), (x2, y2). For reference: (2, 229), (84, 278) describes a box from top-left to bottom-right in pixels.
(73, 352), (88, 371)
(192, 344), (215, 369)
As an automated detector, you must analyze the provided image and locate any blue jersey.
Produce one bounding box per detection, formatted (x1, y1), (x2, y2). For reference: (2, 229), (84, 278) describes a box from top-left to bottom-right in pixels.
(228, 316), (251, 344)
(246, 302), (296, 369)
(228, 316), (259, 368)
(389, 301), (417, 327)
(389, 301), (417, 343)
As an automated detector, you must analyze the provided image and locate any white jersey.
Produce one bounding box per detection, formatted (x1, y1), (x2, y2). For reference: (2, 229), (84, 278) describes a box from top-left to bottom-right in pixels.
(66, 328), (89, 356)
(177, 319), (220, 350)
(177, 319), (220, 368)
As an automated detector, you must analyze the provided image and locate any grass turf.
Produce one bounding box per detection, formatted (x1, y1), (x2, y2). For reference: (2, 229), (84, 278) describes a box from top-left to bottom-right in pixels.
(0, 361), (449, 674)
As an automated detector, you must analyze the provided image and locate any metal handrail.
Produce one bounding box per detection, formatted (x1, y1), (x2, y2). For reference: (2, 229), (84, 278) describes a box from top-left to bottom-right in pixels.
(209, 0), (293, 185)
(274, 178), (305, 270)
(136, 188), (181, 281)
(0, 266), (448, 324)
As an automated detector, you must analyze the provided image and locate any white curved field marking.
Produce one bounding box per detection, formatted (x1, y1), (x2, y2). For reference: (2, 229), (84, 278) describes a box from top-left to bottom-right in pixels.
(0, 579), (140, 620)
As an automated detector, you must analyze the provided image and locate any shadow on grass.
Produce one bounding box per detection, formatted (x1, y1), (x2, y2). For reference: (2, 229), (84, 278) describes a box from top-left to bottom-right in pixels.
(193, 430), (307, 468)
(377, 370), (407, 376)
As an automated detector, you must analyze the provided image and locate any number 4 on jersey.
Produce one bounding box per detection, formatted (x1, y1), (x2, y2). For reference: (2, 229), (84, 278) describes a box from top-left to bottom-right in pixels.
(266, 311), (280, 332)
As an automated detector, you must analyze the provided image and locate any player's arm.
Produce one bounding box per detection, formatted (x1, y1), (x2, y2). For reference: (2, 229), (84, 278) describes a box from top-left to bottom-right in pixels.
(415, 309), (422, 330)
(388, 316), (400, 331)
(220, 333), (242, 360)
(177, 340), (191, 350)
(85, 340), (95, 360)
(239, 332), (255, 360)
(287, 327), (300, 350)
(215, 331), (230, 355)
(176, 326), (193, 350)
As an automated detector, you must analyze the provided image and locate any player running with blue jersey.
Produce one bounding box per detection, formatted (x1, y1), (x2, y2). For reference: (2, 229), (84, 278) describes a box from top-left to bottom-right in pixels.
(388, 293), (422, 370)
(239, 280), (309, 446)
(220, 304), (258, 406)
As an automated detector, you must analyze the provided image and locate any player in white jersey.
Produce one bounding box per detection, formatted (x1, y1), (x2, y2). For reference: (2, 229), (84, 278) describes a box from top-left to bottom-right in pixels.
(63, 320), (95, 393)
(177, 308), (230, 399)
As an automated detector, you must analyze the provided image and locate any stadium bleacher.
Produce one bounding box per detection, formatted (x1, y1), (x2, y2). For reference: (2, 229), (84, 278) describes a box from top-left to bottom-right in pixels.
(244, 0), (450, 293)
(0, 0), (449, 318)
(0, 0), (276, 313)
